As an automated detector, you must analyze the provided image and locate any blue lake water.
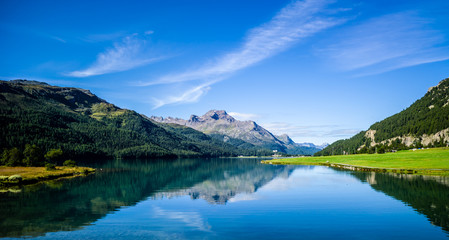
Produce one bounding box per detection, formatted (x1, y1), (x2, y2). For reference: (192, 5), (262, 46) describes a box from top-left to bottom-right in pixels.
(1, 158), (448, 239)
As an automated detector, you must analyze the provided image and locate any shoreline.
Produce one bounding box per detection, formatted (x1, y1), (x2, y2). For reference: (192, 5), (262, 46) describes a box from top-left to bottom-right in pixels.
(262, 148), (449, 176)
(262, 160), (449, 176)
(0, 166), (96, 188)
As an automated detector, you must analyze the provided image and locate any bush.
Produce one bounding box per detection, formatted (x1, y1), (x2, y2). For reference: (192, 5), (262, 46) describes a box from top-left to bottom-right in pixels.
(45, 149), (63, 163)
(8, 175), (22, 182)
(63, 160), (76, 167)
(45, 163), (56, 171)
(23, 144), (44, 167)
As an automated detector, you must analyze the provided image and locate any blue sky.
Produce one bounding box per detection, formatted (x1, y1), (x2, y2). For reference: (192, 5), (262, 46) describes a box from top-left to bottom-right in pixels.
(1, 0), (449, 144)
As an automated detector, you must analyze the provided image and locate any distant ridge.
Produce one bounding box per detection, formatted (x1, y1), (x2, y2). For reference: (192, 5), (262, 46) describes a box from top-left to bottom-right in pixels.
(152, 110), (284, 150)
(8, 79), (49, 85)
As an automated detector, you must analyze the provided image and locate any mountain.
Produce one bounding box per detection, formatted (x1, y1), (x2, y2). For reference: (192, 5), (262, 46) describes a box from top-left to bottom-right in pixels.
(151, 110), (323, 155)
(316, 78), (449, 156)
(274, 135), (329, 155)
(0, 80), (249, 159)
(152, 110), (285, 151)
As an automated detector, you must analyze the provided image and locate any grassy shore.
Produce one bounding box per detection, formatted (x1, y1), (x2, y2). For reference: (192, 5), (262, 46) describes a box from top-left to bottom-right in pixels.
(262, 147), (449, 176)
(0, 166), (95, 187)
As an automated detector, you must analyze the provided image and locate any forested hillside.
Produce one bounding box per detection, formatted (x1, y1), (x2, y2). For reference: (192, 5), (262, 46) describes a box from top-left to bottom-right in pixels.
(371, 78), (449, 141)
(316, 78), (449, 156)
(0, 80), (248, 160)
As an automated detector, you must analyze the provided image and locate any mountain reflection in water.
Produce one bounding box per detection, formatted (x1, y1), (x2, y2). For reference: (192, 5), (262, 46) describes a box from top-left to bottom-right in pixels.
(0, 158), (448, 239)
(0, 158), (290, 237)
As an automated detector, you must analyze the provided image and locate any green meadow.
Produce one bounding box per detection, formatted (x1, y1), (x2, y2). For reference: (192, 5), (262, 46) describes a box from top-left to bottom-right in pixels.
(263, 147), (449, 175)
(0, 166), (95, 188)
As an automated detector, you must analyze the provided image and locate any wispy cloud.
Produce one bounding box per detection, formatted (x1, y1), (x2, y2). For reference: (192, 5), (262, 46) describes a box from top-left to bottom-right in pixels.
(148, 0), (348, 108)
(318, 12), (449, 75)
(146, 0), (345, 86)
(152, 81), (216, 109)
(49, 36), (66, 43)
(228, 112), (260, 121)
(67, 34), (163, 77)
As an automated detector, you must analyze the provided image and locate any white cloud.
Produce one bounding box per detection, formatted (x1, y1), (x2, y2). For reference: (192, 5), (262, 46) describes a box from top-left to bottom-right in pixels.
(152, 82), (214, 109)
(228, 193), (259, 203)
(228, 112), (260, 121)
(67, 34), (162, 77)
(144, 30), (154, 35)
(319, 12), (449, 75)
(153, 206), (211, 232)
(146, 0), (347, 108)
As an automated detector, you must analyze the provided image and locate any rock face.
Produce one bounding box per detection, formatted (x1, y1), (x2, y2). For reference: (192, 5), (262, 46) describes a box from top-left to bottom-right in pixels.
(361, 128), (449, 149)
(152, 110), (285, 151)
(151, 110), (324, 155)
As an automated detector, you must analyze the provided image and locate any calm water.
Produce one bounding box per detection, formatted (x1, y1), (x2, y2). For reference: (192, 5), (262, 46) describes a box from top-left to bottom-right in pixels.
(1, 158), (448, 239)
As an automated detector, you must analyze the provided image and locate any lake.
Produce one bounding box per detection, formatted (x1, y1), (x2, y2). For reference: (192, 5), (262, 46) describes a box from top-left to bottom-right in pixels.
(1, 158), (448, 239)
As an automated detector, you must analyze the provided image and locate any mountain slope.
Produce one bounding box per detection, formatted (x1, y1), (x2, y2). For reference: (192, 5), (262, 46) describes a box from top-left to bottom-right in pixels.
(316, 78), (449, 156)
(0, 80), (242, 159)
(152, 110), (323, 155)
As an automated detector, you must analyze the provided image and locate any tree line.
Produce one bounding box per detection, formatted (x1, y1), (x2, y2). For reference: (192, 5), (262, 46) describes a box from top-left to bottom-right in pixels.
(1, 144), (76, 169)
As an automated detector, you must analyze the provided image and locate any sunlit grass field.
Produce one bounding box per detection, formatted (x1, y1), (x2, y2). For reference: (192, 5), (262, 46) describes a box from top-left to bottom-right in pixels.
(0, 166), (95, 187)
(264, 147), (449, 175)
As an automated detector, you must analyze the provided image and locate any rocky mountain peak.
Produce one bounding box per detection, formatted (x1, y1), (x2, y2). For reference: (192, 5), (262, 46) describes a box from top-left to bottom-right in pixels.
(276, 134), (295, 145)
(202, 110), (235, 122)
(427, 77), (449, 93)
(189, 115), (200, 122)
